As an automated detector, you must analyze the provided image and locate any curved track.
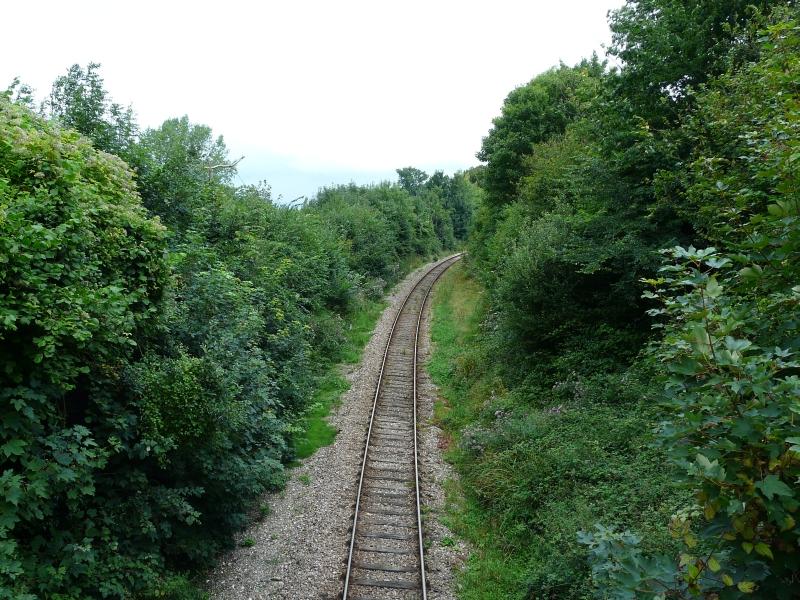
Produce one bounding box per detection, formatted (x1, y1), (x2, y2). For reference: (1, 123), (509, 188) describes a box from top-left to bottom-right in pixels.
(341, 254), (462, 600)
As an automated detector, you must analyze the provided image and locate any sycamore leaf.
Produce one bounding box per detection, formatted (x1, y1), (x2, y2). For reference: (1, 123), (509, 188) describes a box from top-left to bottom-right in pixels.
(705, 257), (731, 269)
(0, 439), (26, 458)
(739, 265), (763, 281)
(755, 474), (792, 500)
(706, 276), (723, 298)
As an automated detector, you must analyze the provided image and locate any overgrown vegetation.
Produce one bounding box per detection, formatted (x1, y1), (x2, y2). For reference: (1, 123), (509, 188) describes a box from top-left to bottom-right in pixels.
(292, 297), (385, 460)
(435, 1), (800, 598)
(430, 264), (685, 598)
(3, 1), (800, 597)
(0, 66), (475, 598)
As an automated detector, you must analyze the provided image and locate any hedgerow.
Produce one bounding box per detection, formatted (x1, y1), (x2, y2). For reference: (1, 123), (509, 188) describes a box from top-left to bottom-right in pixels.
(450, 1), (799, 598)
(0, 71), (475, 597)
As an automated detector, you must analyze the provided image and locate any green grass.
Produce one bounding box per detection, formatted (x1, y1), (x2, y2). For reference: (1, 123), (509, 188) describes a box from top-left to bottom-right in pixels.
(292, 298), (386, 459)
(427, 262), (686, 600)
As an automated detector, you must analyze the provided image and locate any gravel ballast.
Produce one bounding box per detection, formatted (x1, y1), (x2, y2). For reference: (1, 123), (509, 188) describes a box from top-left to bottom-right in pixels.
(208, 258), (465, 600)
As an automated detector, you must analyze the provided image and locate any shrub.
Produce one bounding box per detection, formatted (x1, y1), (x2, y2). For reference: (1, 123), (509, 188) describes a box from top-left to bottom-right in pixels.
(0, 96), (168, 597)
(583, 11), (800, 597)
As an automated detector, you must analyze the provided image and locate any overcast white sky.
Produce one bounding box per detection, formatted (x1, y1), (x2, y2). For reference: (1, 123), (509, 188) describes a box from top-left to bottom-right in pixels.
(1, 0), (624, 201)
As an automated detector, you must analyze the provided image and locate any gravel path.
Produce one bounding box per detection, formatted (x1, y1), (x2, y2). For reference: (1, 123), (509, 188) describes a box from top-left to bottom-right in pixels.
(208, 258), (465, 600)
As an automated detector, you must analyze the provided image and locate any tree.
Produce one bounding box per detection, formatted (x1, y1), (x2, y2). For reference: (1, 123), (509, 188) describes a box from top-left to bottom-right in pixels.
(42, 63), (137, 158)
(608, 0), (785, 124)
(476, 59), (604, 207)
(2, 78), (35, 109)
(0, 95), (167, 599)
(396, 166), (429, 195)
(132, 116), (229, 229)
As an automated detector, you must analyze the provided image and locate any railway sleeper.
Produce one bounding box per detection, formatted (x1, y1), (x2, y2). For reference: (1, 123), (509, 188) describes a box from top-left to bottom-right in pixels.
(367, 459), (412, 470)
(362, 478), (413, 492)
(359, 517), (416, 528)
(364, 473), (411, 483)
(365, 465), (412, 478)
(372, 424), (413, 434)
(374, 406), (412, 412)
(373, 417), (413, 426)
(355, 541), (414, 555)
(353, 562), (418, 573)
(350, 578), (419, 590)
(358, 524), (418, 538)
(358, 531), (416, 541)
(364, 507), (414, 517)
(361, 497), (414, 512)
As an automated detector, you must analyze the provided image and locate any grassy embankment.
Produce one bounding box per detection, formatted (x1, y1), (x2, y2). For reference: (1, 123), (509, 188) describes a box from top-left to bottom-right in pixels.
(428, 262), (686, 599)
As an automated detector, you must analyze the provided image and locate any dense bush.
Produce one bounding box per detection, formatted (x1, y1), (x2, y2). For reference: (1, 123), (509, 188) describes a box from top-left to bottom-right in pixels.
(0, 96), (169, 597)
(585, 14), (800, 597)
(428, 264), (686, 598)
(0, 67), (474, 598)
(451, 1), (799, 598)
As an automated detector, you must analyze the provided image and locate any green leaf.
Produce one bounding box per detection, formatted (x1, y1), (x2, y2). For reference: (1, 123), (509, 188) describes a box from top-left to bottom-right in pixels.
(696, 454), (713, 470)
(705, 276), (723, 298)
(754, 542), (773, 560)
(782, 515), (796, 532)
(669, 358), (702, 375)
(0, 439), (26, 458)
(724, 337), (752, 352)
(738, 581), (756, 593)
(739, 266), (763, 281)
(755, 474), (792, 500)
(705, 257), (731, 269)
(4, 484), (22, 507)
(767, 203), (785, 217)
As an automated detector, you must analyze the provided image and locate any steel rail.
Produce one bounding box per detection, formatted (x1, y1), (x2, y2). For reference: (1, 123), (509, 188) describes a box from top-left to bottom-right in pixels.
(342, 253), (462, 600)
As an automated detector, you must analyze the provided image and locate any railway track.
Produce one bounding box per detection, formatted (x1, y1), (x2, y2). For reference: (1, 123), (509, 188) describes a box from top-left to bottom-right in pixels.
(341, 254), (462, 600)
